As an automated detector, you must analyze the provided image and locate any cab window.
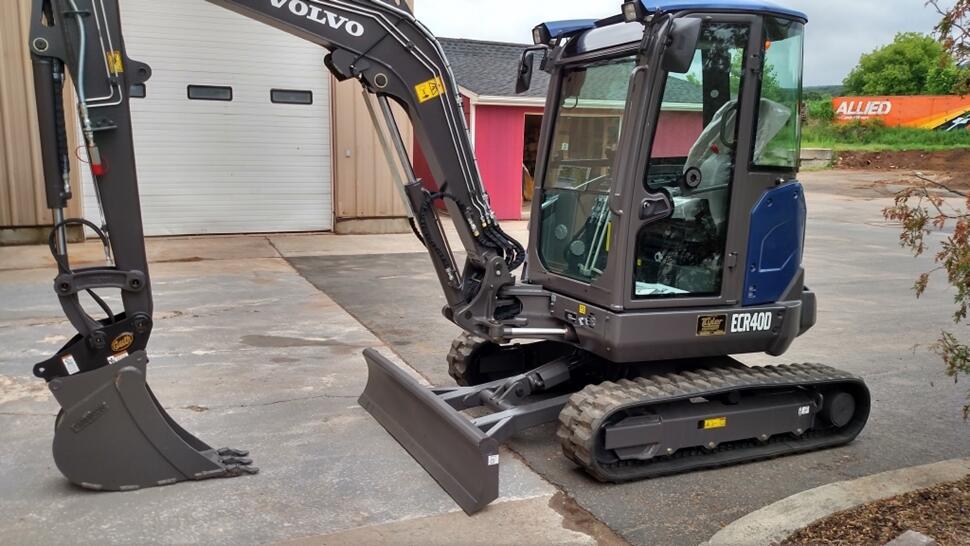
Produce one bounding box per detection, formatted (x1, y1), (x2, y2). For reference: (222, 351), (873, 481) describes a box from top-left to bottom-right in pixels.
(634, 21), (750, 298)
(754, 17), (805, 169)
(537, 55), (636, 283)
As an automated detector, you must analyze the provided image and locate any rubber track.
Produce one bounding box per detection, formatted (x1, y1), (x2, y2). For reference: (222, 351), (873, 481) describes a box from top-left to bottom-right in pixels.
(557, 362), (868, 482)
(446, 332), (484, 386)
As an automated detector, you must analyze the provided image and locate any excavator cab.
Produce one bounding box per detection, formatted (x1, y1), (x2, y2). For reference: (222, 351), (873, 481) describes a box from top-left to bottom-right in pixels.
(531, 7), (808, 323)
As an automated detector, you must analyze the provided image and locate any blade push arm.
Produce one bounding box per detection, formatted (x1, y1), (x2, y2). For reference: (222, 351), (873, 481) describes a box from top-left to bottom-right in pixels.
(206, 0), (527, 333)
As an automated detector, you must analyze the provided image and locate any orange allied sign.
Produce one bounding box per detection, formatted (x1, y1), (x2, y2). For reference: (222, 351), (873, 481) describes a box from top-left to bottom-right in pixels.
(833, 96), (970, 130)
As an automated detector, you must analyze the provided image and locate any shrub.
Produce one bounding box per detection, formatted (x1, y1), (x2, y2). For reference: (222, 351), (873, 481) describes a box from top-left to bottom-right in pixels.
(802, 119), (970, 151)
(807, 99), (835, 123)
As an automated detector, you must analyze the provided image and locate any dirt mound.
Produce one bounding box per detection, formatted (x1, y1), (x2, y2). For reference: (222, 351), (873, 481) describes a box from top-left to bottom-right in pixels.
(837, 150), (970, 177)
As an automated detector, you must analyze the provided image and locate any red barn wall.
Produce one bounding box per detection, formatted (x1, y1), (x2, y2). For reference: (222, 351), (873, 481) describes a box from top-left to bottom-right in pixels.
(413, 98), (540, 220)
(652, 111), (704, 157)
(474, 105), (542, 220)
(413, 100), (702, 222)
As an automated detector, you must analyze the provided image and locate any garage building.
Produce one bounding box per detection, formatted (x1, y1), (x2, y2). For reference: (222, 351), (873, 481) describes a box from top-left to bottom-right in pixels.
(1, 0), (412, 242)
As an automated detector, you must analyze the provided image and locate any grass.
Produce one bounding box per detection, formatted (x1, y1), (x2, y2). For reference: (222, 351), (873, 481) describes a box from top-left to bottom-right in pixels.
(802, 120), (970, 152)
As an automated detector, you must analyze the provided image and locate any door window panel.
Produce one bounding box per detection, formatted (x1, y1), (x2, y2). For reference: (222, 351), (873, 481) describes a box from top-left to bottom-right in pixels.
(538, 56), (635, 283)
(754, 17), (804, 169)
(634, 22), (750, 298)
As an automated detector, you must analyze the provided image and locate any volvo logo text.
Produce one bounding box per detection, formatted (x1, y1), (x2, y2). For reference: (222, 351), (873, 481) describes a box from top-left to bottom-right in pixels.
(270, 0), (365, 37)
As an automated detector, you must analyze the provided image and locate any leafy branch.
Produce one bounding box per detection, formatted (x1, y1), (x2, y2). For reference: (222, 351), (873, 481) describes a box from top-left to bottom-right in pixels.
(927, 0), (970, 92)
(884, 173), (970, 418)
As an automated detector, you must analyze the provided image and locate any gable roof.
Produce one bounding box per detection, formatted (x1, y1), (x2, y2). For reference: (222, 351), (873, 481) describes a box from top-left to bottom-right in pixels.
(439, 37), (703, 108)
(440, 38), (551, 99)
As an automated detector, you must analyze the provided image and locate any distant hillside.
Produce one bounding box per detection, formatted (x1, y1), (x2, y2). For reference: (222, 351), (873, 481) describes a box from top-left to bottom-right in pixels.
(805, 85), (844, 98)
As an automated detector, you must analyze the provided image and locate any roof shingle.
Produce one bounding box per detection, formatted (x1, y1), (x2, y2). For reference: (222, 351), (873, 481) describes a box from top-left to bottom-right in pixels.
(440, 38), (551, 98)
(439, 37), (702, 105)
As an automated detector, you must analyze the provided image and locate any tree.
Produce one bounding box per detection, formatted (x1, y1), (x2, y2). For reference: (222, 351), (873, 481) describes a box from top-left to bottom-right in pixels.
(684, 51), (782, 100)
(885, 175), (970, 419)
(929, 0), (970, 64)
(927, 0), (970, 93)
(884, 3), (970, 421)
(843, 33), (958, 95)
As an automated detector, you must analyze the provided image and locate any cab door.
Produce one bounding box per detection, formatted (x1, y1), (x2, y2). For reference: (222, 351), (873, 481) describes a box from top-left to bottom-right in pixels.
(621, 13), (769, 310)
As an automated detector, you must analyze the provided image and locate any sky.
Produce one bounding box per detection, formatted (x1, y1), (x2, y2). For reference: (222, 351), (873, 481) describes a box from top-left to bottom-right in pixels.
(413, 0), (944, 86)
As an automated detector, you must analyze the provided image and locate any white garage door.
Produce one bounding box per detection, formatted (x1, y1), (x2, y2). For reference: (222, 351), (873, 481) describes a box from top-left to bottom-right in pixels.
(83, 0), (333, 235)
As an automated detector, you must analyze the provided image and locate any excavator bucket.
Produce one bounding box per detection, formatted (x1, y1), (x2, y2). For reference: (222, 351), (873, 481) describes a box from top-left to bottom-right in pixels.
(358, 348), (500, 515)
(47, 350), (256, 490)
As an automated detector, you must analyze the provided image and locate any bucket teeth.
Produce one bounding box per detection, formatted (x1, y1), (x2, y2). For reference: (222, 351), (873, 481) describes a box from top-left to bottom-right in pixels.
(224, 463), (260, 476)
(218, 447), (250, 458)
(219, 455), (253, 465)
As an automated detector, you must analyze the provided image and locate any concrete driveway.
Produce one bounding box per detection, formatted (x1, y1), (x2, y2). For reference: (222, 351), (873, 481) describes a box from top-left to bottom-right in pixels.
(0, 236), (602, 544)
(1, 169), (967, 545)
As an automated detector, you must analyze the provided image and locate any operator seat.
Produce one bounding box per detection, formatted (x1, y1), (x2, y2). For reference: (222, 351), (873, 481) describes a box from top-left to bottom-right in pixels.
(682, 98), (792, 227)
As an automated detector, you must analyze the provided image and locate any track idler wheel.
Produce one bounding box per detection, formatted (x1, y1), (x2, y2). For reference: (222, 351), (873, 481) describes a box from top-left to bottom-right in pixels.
(446, 332), (572, 386)
(821, 391), (856, 428)
(46, 350), (257, 490)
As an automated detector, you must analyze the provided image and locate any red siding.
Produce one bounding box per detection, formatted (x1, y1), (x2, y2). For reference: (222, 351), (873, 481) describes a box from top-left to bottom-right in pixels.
(652, 111), (704, 158)
(413, 97), (539, 220)
(413, 99), (702, 222)
(474, 105), (542, 220)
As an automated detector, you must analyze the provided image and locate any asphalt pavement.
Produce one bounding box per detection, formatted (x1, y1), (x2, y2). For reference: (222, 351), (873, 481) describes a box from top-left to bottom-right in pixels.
(287, 170), (970, 546)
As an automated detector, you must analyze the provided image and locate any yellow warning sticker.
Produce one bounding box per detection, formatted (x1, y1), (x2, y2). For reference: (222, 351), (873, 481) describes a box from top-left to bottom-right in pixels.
(415, 76), (445, 103)
(578, 304), (588, 316)
(701, 417), (727, 430)
(106, 50), (124, 73)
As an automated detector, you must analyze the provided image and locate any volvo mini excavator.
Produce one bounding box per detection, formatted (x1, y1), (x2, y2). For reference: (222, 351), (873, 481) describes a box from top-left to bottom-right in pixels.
(29, 0), (869, 513)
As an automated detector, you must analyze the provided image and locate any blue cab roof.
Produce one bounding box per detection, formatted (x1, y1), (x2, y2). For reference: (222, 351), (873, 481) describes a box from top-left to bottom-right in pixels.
(640, 0), (807, 22)
(538, 19), (599, 41)
(539, 0), (806, 41)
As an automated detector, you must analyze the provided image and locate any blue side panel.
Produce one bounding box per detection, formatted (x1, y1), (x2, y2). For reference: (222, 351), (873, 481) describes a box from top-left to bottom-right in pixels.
(639, 0), (808, 22)
(538, 19), (598, 40)
(743, 182), (806, 306)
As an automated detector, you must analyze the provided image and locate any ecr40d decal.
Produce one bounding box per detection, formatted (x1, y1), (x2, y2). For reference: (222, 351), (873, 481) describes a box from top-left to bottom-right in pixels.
(270, 0), (365, 37)
(730, 311), (773, 333)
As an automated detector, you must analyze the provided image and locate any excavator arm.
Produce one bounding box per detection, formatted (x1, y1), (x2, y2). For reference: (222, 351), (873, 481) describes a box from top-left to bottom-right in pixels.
(29, 0), (260, 491)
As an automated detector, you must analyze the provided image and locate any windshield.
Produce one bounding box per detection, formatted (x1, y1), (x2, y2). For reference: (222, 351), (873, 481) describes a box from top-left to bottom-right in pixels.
(537, 55), (636, 283)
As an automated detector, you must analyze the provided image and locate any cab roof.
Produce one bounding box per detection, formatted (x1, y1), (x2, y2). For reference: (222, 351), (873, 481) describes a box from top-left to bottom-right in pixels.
(539, 0), (806, 44)
(640, 0), (807, 22)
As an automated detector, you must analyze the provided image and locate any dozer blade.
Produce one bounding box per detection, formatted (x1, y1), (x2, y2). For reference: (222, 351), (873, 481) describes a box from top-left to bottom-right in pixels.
(47, 350), (257, 490)
(358, 348), (499, 515)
